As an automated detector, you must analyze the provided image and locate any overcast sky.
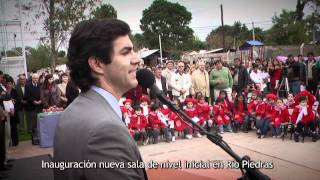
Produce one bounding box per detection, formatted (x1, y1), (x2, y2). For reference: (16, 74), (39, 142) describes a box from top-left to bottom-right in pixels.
(1, 0), (314, 50)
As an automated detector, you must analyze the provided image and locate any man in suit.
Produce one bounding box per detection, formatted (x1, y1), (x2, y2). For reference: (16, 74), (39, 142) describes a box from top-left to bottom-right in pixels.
(15, 74), (27, 132)
(24, 73), (42, 134)
(150, 67), (167, 105)
(54, 19), (147, 180)
(233, 58), (249, 94)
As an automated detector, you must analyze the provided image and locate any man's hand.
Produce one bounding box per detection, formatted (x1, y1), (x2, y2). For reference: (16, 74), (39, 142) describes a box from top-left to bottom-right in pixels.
(216, 79), (224, 84)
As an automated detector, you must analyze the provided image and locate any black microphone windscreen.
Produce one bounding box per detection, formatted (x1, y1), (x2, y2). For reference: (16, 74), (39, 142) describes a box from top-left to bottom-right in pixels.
(136, 69), (155, 88)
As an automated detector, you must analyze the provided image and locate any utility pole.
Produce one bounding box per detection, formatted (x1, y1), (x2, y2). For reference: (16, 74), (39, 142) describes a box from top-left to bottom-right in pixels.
(252, 22), (255, 41)
(220, 3), (225, 50)
(159, 34), (163, 64)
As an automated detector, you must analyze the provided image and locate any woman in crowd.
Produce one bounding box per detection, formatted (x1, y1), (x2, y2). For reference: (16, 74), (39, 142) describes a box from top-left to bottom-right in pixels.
(57, 73), (69, 108)
(40, 74), (61, 109)
(4, 75), (19, 146)
(269, 58), (282, 93)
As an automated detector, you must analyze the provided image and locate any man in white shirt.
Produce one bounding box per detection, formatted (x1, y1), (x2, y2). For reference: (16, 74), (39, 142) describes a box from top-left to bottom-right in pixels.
(171, 61), (192, 101)
(250, 63), (267, 91)
(162, 60), (175, 98)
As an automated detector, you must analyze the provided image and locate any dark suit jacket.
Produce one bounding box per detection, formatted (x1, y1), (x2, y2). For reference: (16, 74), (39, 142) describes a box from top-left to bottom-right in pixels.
(54, 89), (148, 180)
(150, 76), (167, 100)
(24, 82), (41, 111)
(15, 84), (26, 111)
(235, 65), (249, 93)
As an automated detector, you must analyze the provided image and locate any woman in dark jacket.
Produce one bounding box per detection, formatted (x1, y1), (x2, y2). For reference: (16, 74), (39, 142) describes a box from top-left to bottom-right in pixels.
(40, 74), (62, 109)
(4, 75), (20, 146)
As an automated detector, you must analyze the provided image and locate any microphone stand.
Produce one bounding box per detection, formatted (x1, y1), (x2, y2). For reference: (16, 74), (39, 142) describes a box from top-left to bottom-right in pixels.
(157, 93), (270, 180)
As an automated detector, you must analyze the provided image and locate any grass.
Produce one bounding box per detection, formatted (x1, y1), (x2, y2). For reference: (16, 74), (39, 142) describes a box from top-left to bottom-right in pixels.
(18, 131), (32, 141)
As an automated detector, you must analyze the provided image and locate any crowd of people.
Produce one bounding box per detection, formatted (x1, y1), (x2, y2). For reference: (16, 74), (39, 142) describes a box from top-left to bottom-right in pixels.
(0, 70), (80, 173)
(0, 51), (319, 174)
(120, 52), (320, 146)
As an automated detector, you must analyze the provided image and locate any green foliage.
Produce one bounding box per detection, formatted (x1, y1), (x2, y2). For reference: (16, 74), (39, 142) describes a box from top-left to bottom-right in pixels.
(264, 10), (308, 45)
(140, 0), (194, 50)
(21, 0), (100, 70)
(27, 45), (50, 72)
(206, 22), (254, 49)
(58, 50), (66, 58)
(131, 33), (146, 50)
(92, 3), (117, 19)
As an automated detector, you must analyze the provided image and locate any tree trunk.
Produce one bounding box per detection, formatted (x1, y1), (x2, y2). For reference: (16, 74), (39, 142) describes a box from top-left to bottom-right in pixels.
(49, 0), (56, 72)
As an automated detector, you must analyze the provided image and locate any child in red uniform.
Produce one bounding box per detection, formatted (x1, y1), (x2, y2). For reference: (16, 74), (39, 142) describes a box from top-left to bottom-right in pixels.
(232, 94), (249, 133)
(148, 104), (170, 144)
(248, 94), (266, 138)
(196, 94), (213, 132)
(256, 93), (276, 138)
(140, 95), (150, 118)
(184, 98), (200, 139)
(161, 104), (175, 142)
(291, 96), (317, 142)
(120, 99), (134, 126)
(270, 98), (289, 138)
(130, 106), (149, 145)
(213, 97), (232, 134)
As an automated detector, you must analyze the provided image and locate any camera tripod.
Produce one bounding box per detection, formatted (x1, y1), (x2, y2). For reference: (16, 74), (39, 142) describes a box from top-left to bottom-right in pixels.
(277, 75), (290, 98)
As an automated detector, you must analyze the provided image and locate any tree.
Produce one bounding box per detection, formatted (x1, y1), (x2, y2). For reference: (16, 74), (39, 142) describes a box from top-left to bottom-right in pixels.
(206, 22), (253, 49)
(265, 10), (307, 45)
(21, 0), (100, 71)
(92, 3), (117, 19)
(140, 0), (194, 50)
(27, 45), (50, 72)
(131, 33), (146, 50)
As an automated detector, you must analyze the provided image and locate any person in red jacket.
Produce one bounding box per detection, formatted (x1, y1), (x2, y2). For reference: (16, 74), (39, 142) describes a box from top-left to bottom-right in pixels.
(213, 97), (232, 134)
(130, 105), (149, 145)
(148, 104), (170, 144)
(291, 96), (317, 142)
(232, 94), (249, 133)
(270, 98), (289, 138)
(184, 98), (200, 139)
(256, 93), (276, 138)
(248, 94), (267, 138)
(120, 99), (134, 126)
(196, 94), (213, 132)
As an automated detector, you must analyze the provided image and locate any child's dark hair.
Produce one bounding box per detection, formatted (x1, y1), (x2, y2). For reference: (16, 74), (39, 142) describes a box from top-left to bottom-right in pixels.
(256, 94), (264, 100)
(150, 104), (159, 111)
(234, 94), (247, 110)
(219, 90), (230, 104)
(215, 97), (224, 104)
(276, 98), (284, 102)
(132, 105), (142, 111)
(298, 95), (308, 103)
(196, 92), (204, 100)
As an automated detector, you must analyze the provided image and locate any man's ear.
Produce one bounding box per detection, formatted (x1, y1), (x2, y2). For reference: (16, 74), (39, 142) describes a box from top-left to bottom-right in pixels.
(88, 57), (104, 75)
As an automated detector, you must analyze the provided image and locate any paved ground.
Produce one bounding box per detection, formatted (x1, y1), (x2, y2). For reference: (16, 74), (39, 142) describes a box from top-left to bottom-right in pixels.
(8, 131), (320, 180)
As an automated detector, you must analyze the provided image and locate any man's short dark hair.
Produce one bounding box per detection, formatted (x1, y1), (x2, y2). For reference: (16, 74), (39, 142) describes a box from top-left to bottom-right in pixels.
(67, 19), (131, 92)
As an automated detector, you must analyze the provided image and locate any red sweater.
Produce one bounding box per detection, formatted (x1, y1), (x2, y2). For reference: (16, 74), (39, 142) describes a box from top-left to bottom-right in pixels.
(233, 103), (247, 124)
(271, 106), (289, 128)
(130, 114), (148, 131)
(291, 105), (315, 124)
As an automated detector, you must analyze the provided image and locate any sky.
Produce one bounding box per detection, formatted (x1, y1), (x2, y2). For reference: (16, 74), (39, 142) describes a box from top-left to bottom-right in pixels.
(0, 0), (314, 50)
